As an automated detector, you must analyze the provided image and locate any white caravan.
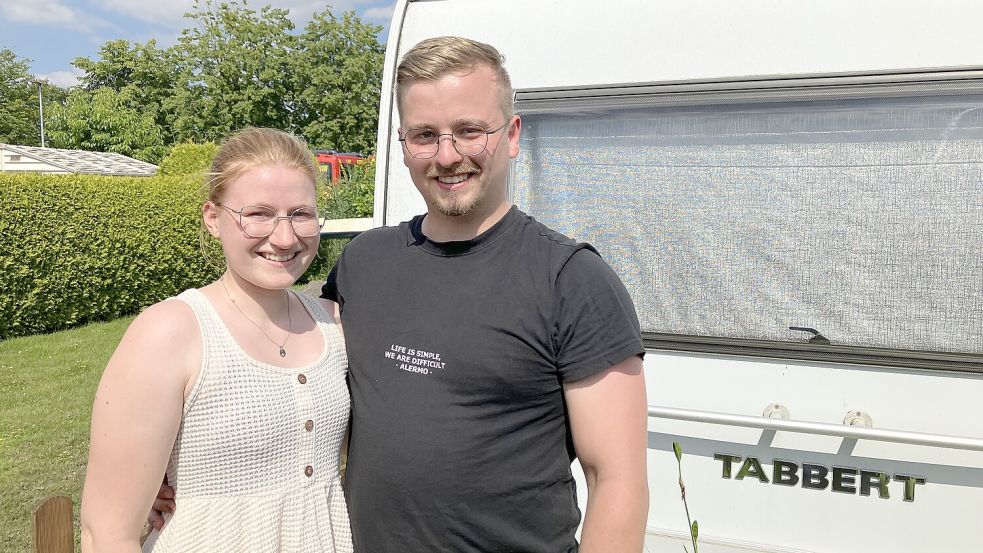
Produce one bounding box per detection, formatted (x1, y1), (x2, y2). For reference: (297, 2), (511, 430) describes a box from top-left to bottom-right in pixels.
(363, 1), (983, 551)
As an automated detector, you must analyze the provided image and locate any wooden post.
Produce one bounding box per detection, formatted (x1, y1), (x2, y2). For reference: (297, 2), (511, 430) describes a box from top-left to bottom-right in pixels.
(32, 496), (73, 553)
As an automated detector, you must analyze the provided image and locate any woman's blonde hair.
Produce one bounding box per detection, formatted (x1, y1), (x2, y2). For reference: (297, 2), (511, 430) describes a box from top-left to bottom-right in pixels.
(205, 127), (318, 204)
(199, 127), (320, 264)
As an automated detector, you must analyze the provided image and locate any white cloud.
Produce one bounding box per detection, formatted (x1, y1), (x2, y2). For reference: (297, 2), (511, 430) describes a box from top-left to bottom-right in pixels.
(272, 1), (393, 30)
(91, 0), (391, 36)
(256, 0), (393, 26)
(0, 0), (76, 24)
(38, 69), (84, 88)
(269, 1), (370, 15)
(95, 0), (194, 26)
(362, 4), (394, 23)
(0, 0), (109, 33)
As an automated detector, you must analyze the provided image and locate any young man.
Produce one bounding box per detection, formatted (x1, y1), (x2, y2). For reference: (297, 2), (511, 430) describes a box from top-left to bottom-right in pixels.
(325, 37), (649, 552)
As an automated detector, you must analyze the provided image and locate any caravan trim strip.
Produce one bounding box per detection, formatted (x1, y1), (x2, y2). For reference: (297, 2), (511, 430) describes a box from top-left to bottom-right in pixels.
(643, 334), (983, 374)
(515, 67), (983, 112)
(649, 406), (983, 452)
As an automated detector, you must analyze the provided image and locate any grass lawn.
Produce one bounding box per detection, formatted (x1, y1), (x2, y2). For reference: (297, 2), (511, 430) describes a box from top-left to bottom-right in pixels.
(0, 316), (132, 553)
(0, 283), (325, 553)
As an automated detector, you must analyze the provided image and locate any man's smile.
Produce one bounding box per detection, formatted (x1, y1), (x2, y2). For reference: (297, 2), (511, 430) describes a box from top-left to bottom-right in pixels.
(435, 173), (474, 190)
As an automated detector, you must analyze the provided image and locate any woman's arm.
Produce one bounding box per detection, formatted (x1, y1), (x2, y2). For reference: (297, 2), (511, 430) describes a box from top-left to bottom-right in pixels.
(81, 300), (200, 553)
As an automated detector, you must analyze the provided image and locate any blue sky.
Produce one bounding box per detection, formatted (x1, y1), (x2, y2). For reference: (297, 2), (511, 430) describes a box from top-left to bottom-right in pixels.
(0, 0), (394, 87)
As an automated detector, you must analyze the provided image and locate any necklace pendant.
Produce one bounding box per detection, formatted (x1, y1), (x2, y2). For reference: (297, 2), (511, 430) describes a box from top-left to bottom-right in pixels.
(279, 347), (286, 357)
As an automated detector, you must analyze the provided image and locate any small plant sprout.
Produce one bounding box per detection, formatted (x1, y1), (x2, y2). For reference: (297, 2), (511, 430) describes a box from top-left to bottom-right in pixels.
(673, 441), (699, 553)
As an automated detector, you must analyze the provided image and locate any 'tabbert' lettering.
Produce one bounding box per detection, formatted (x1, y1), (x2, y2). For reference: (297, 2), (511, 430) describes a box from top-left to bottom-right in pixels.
(711, 454), (923, 503)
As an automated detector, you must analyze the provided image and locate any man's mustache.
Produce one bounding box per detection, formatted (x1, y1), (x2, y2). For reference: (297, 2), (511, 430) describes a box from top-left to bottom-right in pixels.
(425, 159), (481, 178)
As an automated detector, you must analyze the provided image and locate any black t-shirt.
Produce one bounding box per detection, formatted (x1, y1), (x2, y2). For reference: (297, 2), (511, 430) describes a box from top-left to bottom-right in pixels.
(323, 207), (644, 553)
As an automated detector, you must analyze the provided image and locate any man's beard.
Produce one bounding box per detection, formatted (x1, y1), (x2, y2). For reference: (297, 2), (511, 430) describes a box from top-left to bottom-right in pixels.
(427, 159), (482, 217)
(435, 195), (480, 217)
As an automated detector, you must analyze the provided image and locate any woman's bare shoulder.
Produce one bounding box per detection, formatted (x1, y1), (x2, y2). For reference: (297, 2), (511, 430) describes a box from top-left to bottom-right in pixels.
(108, 296), (201, 381)
(125, 297), (198, 346)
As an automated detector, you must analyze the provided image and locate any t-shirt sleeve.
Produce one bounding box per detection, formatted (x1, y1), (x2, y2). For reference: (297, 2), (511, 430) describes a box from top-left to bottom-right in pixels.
(553, 248), (645, 382)
(320, 259), (343, 306)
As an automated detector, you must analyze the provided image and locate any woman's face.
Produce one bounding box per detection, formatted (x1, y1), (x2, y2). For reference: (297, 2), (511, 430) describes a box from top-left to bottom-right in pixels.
(204, 164), (319, 291)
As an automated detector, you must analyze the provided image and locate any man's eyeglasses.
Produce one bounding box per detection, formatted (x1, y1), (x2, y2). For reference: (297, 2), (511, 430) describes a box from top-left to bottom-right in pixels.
(398, 120), (511, 159)
(216, 204), (323, 238)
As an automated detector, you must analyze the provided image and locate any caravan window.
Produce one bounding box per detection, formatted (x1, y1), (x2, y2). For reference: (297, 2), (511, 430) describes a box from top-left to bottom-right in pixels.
(513, 89), (983, 359)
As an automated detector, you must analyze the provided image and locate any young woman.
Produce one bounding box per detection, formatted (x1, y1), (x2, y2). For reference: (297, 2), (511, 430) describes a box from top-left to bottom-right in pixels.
(81, 128), (352, 552)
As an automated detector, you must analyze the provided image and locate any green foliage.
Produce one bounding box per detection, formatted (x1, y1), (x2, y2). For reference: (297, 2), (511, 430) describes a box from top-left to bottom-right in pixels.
(0, 48), (36, 145)
(4, 0), (383, 168)
(159, 142), (219, 176)
(74, 39), (176, 98)
(673, 441), (700, 553)
(0, 163), (373, 337)
(73, 39), (181, 146)
(47, 88), (167, 163)
(41, 0), (384, 160)
(324, 157), (376, 218)
(294, 11), (385, 153)
(304, 158), (376, 283)
(0, 48), (46, 147)
(0, 173), (220, 339)
(0, 316), (129, 553)
(168, 1), (299, 142)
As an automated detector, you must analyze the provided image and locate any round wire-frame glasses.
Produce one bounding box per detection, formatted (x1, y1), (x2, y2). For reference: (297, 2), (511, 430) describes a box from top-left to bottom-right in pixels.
(216, 203), (323, 238)
(398, 119), (511, 159)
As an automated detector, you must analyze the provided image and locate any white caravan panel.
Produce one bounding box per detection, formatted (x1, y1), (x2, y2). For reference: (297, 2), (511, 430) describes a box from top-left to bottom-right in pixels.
(375, 1), (983, 551)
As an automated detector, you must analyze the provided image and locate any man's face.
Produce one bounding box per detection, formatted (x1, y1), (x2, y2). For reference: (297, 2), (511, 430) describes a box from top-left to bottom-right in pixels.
(398, 64), (520, 222)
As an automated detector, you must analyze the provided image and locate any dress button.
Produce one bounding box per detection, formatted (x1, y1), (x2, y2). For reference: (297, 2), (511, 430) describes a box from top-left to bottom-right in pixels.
(304, 420), (314, 431)
(297, 373), (307, 384)
(304, 465), (314, 477)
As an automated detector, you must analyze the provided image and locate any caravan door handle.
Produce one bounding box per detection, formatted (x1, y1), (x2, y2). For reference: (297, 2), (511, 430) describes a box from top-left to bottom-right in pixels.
(649, 405), (983, 452)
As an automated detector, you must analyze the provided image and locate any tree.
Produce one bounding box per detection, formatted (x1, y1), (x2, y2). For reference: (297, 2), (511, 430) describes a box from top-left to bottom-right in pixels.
(51, 0), (385, 158)
(74, 39), (176, 93)
(73, 39), (179, 144)
(0, 48), (41, 146)
(48, 39), (177, 161)
(293, 10), (385, 153)
(167, 0), (299, 143)
(47, 87), (166, 162)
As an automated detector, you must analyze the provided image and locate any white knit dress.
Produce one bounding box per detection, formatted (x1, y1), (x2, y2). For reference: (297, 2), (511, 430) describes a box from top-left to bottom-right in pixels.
(141, 289), (353, 553)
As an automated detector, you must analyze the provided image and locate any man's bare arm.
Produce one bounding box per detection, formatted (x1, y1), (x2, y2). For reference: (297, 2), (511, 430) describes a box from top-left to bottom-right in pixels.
(565, 355), (649, 553)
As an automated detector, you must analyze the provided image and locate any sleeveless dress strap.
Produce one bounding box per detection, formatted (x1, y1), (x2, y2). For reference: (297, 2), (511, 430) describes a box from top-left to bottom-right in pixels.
(295, 291), (335, 324)
(168, 289), (221, 412)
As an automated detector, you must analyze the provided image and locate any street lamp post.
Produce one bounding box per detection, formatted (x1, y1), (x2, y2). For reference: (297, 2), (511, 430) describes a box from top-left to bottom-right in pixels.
(12, 76), (45, 147)
(37, 82), (45, 148)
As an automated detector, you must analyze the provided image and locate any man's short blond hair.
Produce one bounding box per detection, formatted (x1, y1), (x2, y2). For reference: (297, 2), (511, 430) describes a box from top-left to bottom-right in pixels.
(396, 36), (514, 119)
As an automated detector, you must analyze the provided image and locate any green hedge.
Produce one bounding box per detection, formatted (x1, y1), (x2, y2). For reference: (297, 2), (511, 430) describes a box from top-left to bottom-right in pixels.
(0, 163), (375, 339)
(0, 173), (221, 338)
(158, 142), (219, 176)
(325, 157), (375, 219)
(306, 157), (377, 281)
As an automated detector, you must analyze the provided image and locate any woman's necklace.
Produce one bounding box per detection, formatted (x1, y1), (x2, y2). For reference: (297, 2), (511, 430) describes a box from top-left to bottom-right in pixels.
(220, 276), (292, 357)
